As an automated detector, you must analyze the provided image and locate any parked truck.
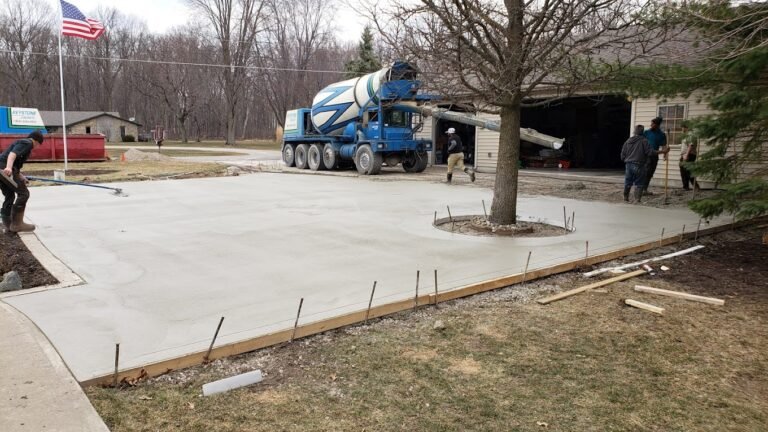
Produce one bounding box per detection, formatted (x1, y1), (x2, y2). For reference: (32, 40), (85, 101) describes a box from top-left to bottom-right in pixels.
(281, 62), (563, 174)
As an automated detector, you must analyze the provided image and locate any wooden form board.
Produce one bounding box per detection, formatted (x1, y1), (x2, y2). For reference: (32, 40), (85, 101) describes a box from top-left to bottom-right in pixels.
(536, 269), (647, 305)
(634, 285), (725, 306)
(625, 299), (665, 314)
(79, 216), (763, 387)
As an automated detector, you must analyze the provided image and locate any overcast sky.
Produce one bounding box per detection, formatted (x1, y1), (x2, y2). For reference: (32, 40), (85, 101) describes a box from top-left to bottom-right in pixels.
(59, 0), (368, 42)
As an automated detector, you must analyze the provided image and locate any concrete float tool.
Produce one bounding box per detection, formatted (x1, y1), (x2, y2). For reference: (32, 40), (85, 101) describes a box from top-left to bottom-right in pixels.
(25, 176), (128, 197)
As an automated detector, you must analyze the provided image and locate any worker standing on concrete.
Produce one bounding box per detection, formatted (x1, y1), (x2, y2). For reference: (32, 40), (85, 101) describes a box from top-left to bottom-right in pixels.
(621, 125), (668, 203)
(0, 130), (44, 233)
(641, 117), (668, 195)
(445, 128), (475, 183)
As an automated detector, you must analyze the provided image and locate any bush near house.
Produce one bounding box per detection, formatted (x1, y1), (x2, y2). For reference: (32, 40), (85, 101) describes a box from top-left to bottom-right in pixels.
(123, 134), (135, 142)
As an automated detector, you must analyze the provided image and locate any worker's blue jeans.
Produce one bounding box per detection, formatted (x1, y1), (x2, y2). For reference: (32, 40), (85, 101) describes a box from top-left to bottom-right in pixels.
(624, 162), (645, 188)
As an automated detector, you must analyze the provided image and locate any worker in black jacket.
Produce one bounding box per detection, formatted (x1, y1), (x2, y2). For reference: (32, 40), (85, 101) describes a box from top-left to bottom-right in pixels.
(445, 128), (475, 183)
(0, 130), (45, 232)
(620, 125), (668, 203)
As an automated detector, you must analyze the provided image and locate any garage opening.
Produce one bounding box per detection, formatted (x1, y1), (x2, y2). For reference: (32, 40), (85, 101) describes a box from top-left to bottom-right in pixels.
(434, 104), (477, 166)
(521, 95), (631, 169)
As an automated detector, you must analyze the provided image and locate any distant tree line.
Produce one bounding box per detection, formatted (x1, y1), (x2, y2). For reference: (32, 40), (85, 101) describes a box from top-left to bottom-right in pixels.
(0, 0), (369, 143)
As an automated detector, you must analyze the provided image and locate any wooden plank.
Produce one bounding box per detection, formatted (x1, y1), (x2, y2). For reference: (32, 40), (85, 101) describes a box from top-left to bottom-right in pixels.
(634, 285), (725, 306)
(625, 299), (665, 315)
(536, 269), (646, 305)
(80, 217), (765, 387)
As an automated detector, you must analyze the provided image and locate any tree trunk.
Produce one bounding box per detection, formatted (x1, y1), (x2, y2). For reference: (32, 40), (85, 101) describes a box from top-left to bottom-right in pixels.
(178, 116), (188, 143)
(490, 103), (522, 225)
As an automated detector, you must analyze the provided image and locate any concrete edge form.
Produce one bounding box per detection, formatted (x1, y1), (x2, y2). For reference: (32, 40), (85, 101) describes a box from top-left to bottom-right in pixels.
(0, 233), (85, 299)
(79, 216), (761, 387)
(0, 302), (110, 432)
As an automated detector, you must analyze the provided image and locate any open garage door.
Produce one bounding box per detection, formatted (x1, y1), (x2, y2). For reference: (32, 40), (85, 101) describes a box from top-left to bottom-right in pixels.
(521, 95), (631, 169)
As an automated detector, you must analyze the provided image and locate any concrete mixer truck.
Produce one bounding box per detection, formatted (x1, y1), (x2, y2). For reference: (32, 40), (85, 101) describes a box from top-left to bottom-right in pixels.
(281, 62), (564, 174)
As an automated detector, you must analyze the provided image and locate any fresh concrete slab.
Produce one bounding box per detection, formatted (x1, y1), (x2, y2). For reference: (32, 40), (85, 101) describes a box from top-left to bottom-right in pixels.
(0, 302), (109, 432)
(5, 173), (723, 382)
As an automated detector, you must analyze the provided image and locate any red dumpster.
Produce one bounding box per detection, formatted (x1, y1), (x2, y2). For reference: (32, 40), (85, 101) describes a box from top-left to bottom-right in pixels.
(0, 134), (107, 162)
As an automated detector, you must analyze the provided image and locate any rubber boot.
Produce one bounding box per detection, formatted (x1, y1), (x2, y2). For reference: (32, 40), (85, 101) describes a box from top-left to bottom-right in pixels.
(634, 188), (643, 203)
(465, 168), (476, 182)
(1, 208), (10, 231)
(9, 205), (35, 233)
(446, 173), (452, 184)
(623, 187), (631, 202)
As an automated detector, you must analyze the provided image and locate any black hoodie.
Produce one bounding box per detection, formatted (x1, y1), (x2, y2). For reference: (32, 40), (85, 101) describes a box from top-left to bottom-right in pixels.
(620, 135), (654, 164)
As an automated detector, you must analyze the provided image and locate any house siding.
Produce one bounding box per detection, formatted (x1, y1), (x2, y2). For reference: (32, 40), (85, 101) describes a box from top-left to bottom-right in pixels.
(475, 112), (500, 173)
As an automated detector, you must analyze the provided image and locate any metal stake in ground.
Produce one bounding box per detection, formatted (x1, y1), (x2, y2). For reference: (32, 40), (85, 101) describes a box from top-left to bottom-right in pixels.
(447, 206), (454, 231)
(584, 241), (589, 267)
(563, 206), (568, 233)
(434, 269), (439, 308)
(291, 298), (304, 342)
(433, 211), (437, 225)
(522, 251), (532, 283)
(482, 200), (488, 219)
(571, 211), (575, 231)
(414, 270), (420, 310)
(203, 316), (225, 363)
(659, 228), (665, 247)
(113, 343), (120, 387)
(365, 281), (377, 324)
(679, 224), (686, 245)
(695, 219), (702, 241)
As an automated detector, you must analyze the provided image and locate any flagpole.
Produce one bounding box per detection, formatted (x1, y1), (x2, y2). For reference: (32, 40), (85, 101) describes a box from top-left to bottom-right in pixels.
(57, 2), (69, 172)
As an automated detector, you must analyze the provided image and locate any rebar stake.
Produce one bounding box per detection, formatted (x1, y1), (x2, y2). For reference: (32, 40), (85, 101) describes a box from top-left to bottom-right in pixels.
(203, 316), (225, 363)
(365, 281), (377, 324)
(522, 251), (532, 283)
(660, 228), (665, 247)
(113, 343), (120, 388)
(447, 206), (453, 222)
(695, 219), (702, 241)
(482, 200), (488, 219)
(291, 298), (304, 342)
(584, 241), (589, 267)
(571, 211), (575, 231)
(563, 206), (568, 233)
(679, 224), (686, 245)
(414, 270), (420, 310)
(434, 269), (439, 308)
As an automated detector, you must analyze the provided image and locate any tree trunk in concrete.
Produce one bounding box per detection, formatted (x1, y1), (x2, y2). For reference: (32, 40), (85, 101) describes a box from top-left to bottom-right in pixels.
(490, 103), (521, 225)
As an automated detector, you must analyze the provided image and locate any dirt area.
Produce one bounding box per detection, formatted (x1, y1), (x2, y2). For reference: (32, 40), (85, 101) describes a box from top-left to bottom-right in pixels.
(25, 169), (120, 177)
(114, 139), (280, 150)
(0, 234), (57, 289)
(24, 160), (227, 185)
(107, 149), (248, 159)
(86, 226), (768, 431)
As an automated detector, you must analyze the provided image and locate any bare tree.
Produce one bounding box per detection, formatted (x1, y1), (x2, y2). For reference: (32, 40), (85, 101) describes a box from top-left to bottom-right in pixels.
(0, 0), (54, 106)
(368, 0), (670, 224)
(187, 0), (267, 144)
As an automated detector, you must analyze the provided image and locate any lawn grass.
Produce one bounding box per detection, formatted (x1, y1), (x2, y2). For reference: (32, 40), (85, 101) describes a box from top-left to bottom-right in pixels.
(86, 229), (768, 432)
(106, 149), (248, 159)
(24, 160), (226, 184)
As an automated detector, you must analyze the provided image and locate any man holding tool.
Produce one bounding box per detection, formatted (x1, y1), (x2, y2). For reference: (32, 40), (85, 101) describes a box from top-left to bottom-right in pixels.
(0, 130), (45, 233)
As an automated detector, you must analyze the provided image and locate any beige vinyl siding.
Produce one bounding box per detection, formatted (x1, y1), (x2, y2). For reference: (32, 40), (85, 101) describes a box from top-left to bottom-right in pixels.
(414, 116), (434, 165)
(475, 112), (501, 173)
(632, 94), (735, 189)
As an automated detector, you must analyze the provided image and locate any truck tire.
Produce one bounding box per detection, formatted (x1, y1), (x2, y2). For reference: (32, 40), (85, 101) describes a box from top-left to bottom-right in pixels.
(322, 143), (337, 170)
(295, 144), (309, 169)
(282, 144), (296, 167)
(355, 144), (382, 175)
(308, 144), (325, 171)
(403, 151), (428, 173)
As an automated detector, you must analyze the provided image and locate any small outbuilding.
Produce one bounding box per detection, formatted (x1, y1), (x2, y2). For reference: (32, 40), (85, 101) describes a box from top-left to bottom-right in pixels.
(39, 111), (141, 142)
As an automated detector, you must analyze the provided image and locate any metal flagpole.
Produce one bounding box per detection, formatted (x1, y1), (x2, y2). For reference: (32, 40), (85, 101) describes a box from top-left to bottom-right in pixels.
(57, 2), (69, 172)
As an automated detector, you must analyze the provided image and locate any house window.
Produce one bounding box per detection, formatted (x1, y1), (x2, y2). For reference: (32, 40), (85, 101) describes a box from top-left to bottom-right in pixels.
(85, 126), (91, 134)
(657, 104), (686, 145)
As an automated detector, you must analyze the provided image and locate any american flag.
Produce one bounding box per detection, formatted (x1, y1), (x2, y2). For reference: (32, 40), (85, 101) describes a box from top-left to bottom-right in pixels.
(60, 1), (105, 40)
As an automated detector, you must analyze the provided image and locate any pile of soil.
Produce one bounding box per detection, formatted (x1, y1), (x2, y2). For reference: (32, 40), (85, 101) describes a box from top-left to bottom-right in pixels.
(0, 234), (57, 289)
(122, 149), (171, 162)
(435, 215), (566, 237)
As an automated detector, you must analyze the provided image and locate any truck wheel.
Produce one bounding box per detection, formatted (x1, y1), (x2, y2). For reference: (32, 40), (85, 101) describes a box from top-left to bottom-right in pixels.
(282, 144), (296, 167)
(322, 144), (337, 170)
(355, 144), (382, 175)
(295, 144), (309, 169)
(308, 144), (325, 171)
(403, 151), (428, 173)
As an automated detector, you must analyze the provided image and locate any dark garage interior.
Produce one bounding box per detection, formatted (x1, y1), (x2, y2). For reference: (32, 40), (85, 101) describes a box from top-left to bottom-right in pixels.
(520, 95), (631, 169)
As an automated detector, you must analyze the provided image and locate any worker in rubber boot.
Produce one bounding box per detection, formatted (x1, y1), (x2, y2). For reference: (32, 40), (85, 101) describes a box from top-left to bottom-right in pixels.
(0, 130), (44, 233)
(445, 128), (475, 183)
(621, 125), (667, 203)
(640, 117), (668, 195)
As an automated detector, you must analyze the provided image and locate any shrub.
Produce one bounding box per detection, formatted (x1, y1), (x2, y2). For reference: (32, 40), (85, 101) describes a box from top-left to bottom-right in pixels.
(123, 134), (136, 142)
